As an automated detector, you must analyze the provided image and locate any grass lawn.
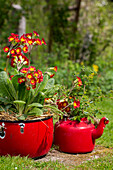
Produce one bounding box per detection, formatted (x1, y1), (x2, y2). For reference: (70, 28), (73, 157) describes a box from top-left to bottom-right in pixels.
(94, 96), (113, 148)
(76, 152), (113, 169)
(0, 97), (113, 169)
(0, 156), (68, 170)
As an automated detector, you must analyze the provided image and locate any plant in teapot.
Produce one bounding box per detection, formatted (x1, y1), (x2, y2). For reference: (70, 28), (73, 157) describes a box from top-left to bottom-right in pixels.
(53, 67), (103, 123)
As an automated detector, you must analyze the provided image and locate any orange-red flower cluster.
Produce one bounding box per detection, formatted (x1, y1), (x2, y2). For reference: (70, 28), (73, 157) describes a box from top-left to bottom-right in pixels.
(57, 97), (80, 114)
(19, 66), (43, 90)
(3, 31), (57, 92)
(11, 54), (29, 68)
(3, 31), (46, 68)
(73, 100), (80, 109)
(77, 76), (82, 86)
(57, 100), (70, 113)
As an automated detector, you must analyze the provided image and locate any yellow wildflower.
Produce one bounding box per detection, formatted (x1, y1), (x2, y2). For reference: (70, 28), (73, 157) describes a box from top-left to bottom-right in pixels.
(93, 64), (98, 72)
(89, 72), (95, 78)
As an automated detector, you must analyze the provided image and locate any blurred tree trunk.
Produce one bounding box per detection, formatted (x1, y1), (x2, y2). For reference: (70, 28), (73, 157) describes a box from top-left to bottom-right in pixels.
(69, 0), (82, 61)
(73, 0), (82, 34)
(45, 0), (53, 53)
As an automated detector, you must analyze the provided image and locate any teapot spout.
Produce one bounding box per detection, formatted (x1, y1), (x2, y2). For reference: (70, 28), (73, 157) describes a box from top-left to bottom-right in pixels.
(92, 117), (109, 140)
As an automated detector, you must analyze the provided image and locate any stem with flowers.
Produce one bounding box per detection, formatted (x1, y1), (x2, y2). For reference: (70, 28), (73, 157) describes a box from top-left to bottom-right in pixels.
(0, 31), (59, 120)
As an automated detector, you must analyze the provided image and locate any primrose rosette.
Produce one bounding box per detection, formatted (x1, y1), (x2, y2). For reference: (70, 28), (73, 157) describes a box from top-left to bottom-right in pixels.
(0, 31), (59, 120)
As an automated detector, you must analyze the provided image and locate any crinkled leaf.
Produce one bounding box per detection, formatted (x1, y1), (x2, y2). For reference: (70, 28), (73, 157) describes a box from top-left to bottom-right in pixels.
(28, 103), (43, 108)
(45, 78), (55, 89)
(14, 100), (26, 105)
(0, 71), (16, 101)
(28, 107), (43, 116)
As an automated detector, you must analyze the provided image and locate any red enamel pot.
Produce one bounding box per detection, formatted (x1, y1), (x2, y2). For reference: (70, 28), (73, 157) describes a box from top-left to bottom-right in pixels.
(0, 116), (53, 158)
(54, 116), (109, 153)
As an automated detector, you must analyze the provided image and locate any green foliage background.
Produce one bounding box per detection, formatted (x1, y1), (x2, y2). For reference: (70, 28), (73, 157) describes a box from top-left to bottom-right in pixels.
(0, 0), (113, 95)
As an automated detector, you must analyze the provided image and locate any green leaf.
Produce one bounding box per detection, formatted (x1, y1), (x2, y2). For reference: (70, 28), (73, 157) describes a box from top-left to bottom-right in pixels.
(0, 107), (4, 111)
(28, 103), (43, 108)
(35, 74), (49, 95)
(14, 100), (26, 105)
(11, 74), (27, 100)
(44, 105), (63, 115)
(0, 97), (11, 104)
(28, 107), (43, 116)
(17, 115), (26, 120)
(0, 71), (17, 101)
(11, 74), (22, 91)
(45, 78), (55, 89)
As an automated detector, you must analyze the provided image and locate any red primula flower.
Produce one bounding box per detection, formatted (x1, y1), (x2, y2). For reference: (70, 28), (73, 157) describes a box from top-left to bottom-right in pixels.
(37, 69), (42, 75)
(36, 38), (42, 45)
(26, 86), (30, 90)
(36, 75), (43, 83)
(3, 46), (9, 53)
(29, 66), (36, 72)
(10, 49), (15, 55)
(18, 77), (23, 84)
(39, 75), (43, 82)
(27, 38), (33, 45)
(69, 96), (73, 99)
(73, 100), (80, 109)
(50, 74), (54, 78)
(30, 78), (36, 85)
(62, 101), (68, 107)
(26, 73), (33, 79)
(56, 99), (60, 105)
(57, 101), (68, 111)
(11, 33), (19, 37)
(12, 54), (17, 58)
(33, 31), (39, 37)
(18, 77), (26, 84)
(8, 33), (20, 43)
(16, 47), (21, 54)
(54, 66), (57, 72)
(65, 107), (71, 113)
(6, 55), (10, 58)
(20, 68), (28, 73)
(10, 75), (14, 78)
(15, 37), (20, 43)
(23, 45), (28, 53)
(11, 58), (16, 67)
(34, 71), (39, 78)
(42, 38), (46, 45)
(77, 76), (82, 86)
(32, 85), (36, 89)
(10, 75), (14, 80)
(57, 102), (62, 110)
(25, 33), (32, 38)
(8, 36), (14, 42)
(20, 35), (26, 43)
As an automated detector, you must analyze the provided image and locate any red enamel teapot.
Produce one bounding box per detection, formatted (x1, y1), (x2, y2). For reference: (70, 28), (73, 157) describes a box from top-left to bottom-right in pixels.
(54, 116), (109, 153)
